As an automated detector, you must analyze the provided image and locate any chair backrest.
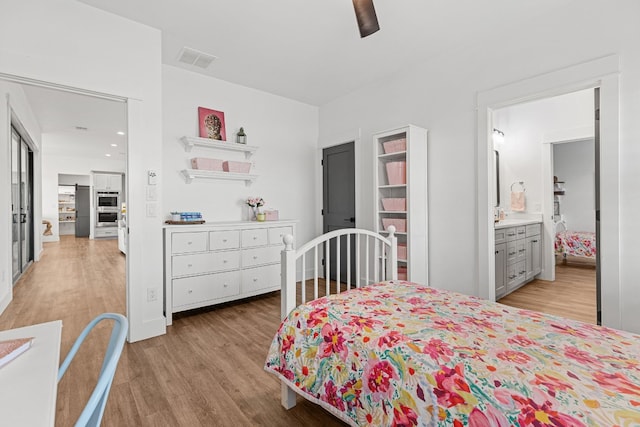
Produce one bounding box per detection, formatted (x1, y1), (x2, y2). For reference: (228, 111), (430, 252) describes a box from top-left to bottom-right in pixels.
(58, 313), (128, 427)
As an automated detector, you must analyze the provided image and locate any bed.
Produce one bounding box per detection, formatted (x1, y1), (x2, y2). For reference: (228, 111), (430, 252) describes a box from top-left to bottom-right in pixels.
(554, 221), (596, 260)
(265, 228), (640, 426)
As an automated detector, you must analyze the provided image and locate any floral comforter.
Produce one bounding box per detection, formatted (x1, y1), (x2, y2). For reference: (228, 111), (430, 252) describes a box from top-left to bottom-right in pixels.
(264, 281), (640, 426)
(555, 231), (596, 259)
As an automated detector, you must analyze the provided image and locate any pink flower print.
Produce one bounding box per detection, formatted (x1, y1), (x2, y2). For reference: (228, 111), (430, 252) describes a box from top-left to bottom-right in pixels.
(319, 322), (348, 360)
(391, 404), (419, 427)
(496, 350), (532, 365)
(306, 307), (328, 327)
(550, 323), (589, 339)
(533, 371), (575, 397)
(281, 334), (295, 353)
(432, 364), (471, 408)
(563, 345), (600, 366)
(377, 330), (407, 349)
(363, 359), (398, 401)
(511, 394), (587, 427)
(347, 315), (381, 331)
(321, 380), (346, 412)
(468, 404), (510, 427)
(422, 338), (454, 362)
(339, 379), (362, 410)
(432, 318), (465, 334)
(592, 371), (640, 396)
(507, 334), (536, 347)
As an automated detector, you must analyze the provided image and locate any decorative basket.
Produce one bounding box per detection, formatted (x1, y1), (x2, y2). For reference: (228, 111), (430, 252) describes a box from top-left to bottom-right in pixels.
(385, 161), (406, 185)
(191, 157), (223, 171)
(382, 138), (406, 154)
(223, 161), (252, 173)
(381, 198), (406, 211)
(382, 218), (407, 233)
(398, 266), (408, 280)
(397, 243), (407, 260)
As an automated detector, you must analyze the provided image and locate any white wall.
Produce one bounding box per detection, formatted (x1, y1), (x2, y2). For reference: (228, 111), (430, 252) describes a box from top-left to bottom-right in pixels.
(0, 0), (164, 341)
(318, 0), (640, 333)
(493, 89), (593, 215)
(41, 146), (125, 241)
(162, 65), (319, 246)
(553, 140), (595, 233)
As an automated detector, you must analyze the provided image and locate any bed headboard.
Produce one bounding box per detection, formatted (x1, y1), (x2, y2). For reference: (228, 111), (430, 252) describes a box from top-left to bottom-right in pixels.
(280, 227), (398, 318)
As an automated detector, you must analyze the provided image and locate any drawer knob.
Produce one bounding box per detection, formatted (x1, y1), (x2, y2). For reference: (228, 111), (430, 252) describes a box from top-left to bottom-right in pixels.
(253, 278), (258, 282)
(253, 236), (257, 240)
(223, 260), (228, 264)
(188, 241), (193, 245)
(223, 239), (228, 242)
(223, 283), (228, 288)
(188, 289), (193, 294)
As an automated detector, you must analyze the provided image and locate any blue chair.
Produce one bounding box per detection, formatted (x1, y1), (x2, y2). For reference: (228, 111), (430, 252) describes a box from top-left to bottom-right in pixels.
(58, 313), (128, 427)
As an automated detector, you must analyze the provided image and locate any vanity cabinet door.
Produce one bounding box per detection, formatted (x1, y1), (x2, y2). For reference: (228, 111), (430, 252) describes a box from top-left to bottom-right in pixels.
(526, 235), (542, 279)
(495, 243), (507, 299)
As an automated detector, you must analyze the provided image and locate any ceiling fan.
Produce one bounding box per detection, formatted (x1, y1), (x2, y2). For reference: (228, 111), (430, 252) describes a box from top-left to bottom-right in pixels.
(352, 0), (380, 38)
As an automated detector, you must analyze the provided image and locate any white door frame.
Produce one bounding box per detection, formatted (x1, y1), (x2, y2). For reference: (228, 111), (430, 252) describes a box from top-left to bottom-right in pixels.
(476, 55), (620, 329)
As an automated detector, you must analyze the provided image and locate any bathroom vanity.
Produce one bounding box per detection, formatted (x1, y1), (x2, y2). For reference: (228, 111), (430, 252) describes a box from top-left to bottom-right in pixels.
(494, 219), (542, 299)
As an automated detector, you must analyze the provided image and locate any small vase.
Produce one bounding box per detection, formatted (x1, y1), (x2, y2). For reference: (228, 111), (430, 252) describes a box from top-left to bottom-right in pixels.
(251, 207), (258, 221)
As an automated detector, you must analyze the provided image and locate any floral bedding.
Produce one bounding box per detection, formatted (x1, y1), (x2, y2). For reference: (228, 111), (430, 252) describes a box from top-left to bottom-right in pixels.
(265, 281), (640, 426)
(555, 231), (596, 259)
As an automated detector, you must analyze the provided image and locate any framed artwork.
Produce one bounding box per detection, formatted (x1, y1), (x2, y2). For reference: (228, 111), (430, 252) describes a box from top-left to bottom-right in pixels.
(198, 107), (226, 141)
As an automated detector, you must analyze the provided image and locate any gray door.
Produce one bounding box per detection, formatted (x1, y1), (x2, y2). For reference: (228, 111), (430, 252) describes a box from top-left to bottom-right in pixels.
(322, 142), (356, 283)
(75, 185), (90, 237)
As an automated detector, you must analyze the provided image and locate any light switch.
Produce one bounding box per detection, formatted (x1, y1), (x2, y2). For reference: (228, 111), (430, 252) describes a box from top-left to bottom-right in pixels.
(146, 203), (157, 217)
(146, 186), (158, 201)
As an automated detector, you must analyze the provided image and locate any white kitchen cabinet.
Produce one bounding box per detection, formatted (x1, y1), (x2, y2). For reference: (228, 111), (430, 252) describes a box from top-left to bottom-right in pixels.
(164, 220), (296, 325)
(93, 173), (123, 191)
(373, 125), (428, 284)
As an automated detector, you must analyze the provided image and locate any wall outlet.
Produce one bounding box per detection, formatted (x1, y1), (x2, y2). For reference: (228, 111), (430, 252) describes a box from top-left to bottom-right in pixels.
(147, 288), (158, 302)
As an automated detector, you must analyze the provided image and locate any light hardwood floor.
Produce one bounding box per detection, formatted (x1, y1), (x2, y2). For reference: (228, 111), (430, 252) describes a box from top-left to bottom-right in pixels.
(498, 261), (597, 324)
(1, 237), (596, 426)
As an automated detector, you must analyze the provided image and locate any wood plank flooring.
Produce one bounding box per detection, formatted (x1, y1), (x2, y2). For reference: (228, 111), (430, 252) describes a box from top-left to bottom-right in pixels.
(0, 236), (596, 425)
(498, 262), (597, 324)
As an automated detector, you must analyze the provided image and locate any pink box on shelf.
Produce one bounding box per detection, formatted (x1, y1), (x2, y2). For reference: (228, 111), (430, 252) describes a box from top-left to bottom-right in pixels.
(264, 210), (279, 221)
(191, 157), (223, 171)
(381, 198), (406, 211)
(382, 218), (406, 233)
(398, 266), (408, 280)
(385, 161), (406, 185)
(382, 138), (407, 154)
(397, 243), (407, 260)
(222, 161), (252, 173)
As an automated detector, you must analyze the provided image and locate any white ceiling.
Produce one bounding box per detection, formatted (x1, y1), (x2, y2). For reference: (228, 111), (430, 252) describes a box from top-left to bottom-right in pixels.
(78, 0), (573, 106)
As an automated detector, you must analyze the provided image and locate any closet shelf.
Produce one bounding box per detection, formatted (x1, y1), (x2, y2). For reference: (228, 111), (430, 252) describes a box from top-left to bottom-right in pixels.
(180, 169), (257, 186)
(180, 136), (258, 159)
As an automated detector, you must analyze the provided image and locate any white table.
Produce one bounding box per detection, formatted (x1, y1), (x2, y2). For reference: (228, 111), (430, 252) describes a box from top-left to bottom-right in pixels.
(0, 320), (62, 427)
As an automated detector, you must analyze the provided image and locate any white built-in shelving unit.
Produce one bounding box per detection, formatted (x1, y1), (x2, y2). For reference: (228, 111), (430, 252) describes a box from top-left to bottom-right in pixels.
(374, 125), (428, 284)
(58, 185), (76, 235)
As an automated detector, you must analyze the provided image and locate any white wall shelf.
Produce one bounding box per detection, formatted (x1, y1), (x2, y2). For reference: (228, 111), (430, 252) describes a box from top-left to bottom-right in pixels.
(180, 169), (257, 185)
(180, 136), (258, 159)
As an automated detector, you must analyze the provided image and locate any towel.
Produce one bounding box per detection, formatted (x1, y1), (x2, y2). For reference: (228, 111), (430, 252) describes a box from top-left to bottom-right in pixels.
(511, 191), (525, 212)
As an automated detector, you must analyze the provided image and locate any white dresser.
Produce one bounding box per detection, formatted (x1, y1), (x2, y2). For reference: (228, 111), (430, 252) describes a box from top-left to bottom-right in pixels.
(163, 220), (296, 325)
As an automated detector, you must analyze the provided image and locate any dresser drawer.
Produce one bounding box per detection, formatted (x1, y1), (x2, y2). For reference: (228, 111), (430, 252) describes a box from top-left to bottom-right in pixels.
(172, 271), (240, 309)
(172, 251), (240, 277)
(242, 228), (268, 247)
(505, 227), (518, 242)
(515, 226), (526, 239)
(268, 226), (293, 246)
(242, 246), (280, 267)
(172, 232), (208, 254)
(506, 240), (518, 264)
(242, 263), (281, 293)
(210, 230), (240, 251)
(526, 224), (541, 237)
(495, 228), (507, 244)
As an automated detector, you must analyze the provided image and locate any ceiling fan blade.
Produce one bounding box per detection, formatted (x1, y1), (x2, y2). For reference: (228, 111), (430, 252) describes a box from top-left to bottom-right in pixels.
(352, 0), (380, 38)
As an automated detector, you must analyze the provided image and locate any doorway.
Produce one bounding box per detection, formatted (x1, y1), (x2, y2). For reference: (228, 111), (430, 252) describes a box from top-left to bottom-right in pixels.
(322, 142), (356, 283)
(11, 124), (34, 283)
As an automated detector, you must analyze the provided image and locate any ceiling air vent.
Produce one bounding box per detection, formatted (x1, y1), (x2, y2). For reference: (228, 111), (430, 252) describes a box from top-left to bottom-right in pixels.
(177, 47), (217, 69)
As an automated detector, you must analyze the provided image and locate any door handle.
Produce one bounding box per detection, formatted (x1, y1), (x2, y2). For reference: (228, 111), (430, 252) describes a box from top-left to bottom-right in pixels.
(344, 217), (355, 223)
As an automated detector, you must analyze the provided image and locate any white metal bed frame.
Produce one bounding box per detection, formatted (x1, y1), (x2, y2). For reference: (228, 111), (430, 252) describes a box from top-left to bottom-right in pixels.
(278, 226), (398, 409)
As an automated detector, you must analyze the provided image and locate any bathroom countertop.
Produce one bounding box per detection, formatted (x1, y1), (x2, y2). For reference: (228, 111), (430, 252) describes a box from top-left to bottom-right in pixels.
(494, 218), (542, 229)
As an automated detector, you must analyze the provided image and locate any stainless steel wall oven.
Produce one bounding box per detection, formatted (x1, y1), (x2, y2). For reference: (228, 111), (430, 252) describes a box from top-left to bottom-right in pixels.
(96, 191), (119, 227)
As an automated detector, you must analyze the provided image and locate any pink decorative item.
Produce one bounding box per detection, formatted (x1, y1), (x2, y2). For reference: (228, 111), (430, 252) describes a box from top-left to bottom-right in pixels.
(382, 218), (406, 233)
(265, 210), (279, 221)
(382, 138), (407, 154)
(397, 243), (407, 260)
(198, 107), (226, 141)
(191, 157), (223, 171)
(385, 161), (406, 185)
(381, 198), (406, 211)
(223, 161), (252, 173)
(398, 266), (407, 280)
